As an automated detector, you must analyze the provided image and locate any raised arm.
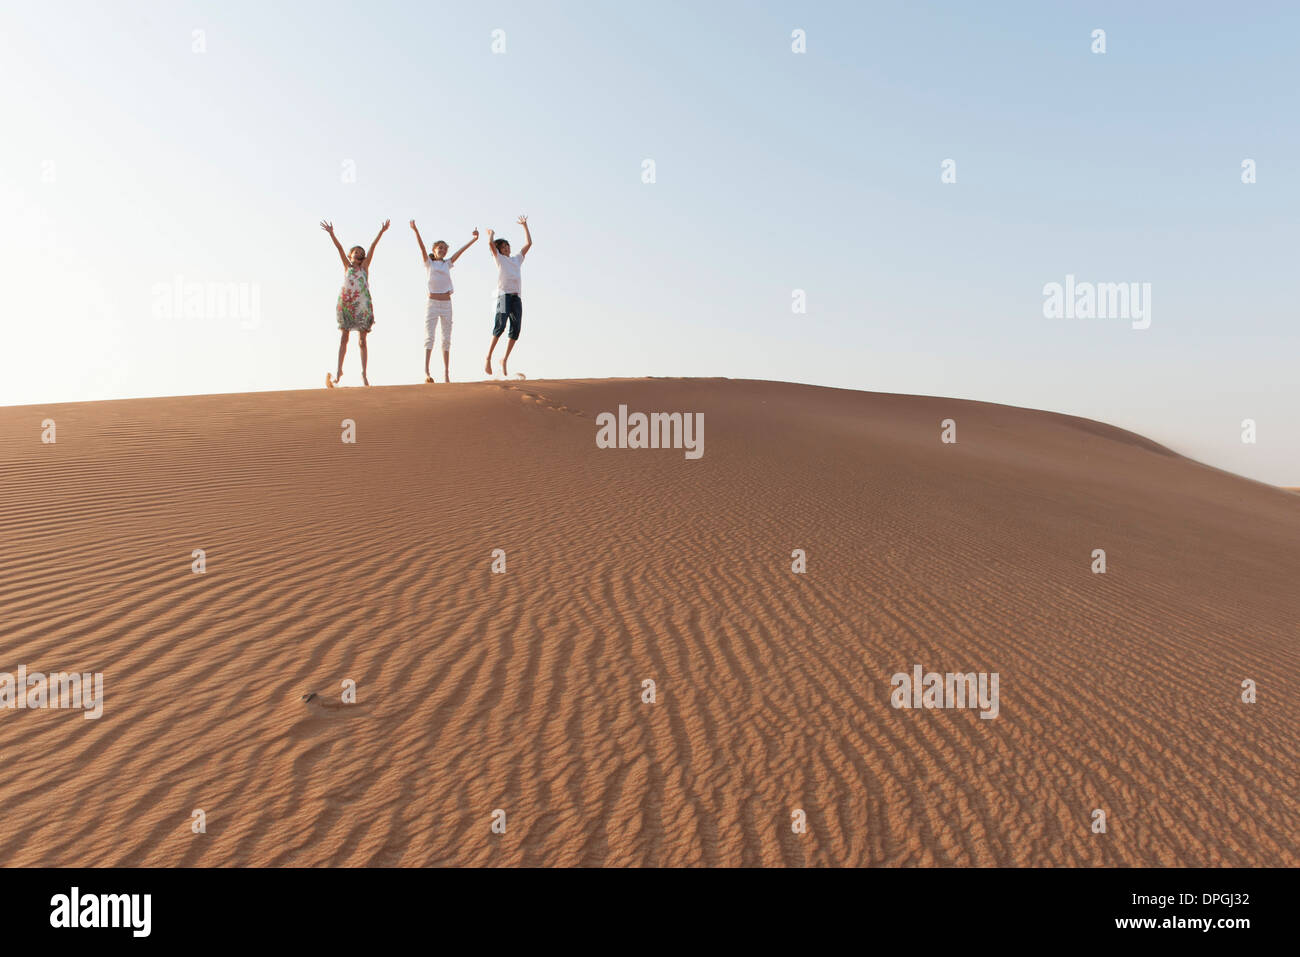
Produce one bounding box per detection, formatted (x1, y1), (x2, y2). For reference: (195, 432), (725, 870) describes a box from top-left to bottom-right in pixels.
(517, 214), (532, 258)
(320, 220), (348, 269)
(485, 228), (498, 259)
(365, 219), (391, 269)
(410, 220), (428, 265)
(449, 228), (479, 265)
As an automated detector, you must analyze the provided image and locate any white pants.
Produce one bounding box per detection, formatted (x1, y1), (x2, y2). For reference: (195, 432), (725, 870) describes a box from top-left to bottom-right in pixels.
(425, 298), (453, 351)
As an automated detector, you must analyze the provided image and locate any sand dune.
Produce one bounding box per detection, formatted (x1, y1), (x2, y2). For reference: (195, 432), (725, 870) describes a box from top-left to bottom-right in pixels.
(0, 378), (1295, 866)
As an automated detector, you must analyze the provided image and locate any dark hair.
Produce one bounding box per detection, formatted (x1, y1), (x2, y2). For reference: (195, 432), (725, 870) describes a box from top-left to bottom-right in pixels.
(348, 245), (365, 259)
(494, 238), (510, 253)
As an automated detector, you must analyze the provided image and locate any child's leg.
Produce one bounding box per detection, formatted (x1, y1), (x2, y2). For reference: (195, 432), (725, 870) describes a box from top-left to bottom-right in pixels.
(500, 297), (521, 375)
(487, 295), (509, 374)
(440, 305), (453, 382)
(359, 330), (370, 385)
(424, 303), (436, 381)
(335, 330), (350, 382)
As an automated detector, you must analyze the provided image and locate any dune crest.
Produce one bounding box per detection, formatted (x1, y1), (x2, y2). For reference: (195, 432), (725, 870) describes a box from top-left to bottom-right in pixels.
(0, 378), (1295, 866)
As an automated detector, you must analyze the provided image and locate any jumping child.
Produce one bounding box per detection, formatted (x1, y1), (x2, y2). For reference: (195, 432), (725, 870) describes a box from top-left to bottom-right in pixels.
(410, 220), (478, 383)
(322, 219), (389, 387)
(484, 215), (532, 378)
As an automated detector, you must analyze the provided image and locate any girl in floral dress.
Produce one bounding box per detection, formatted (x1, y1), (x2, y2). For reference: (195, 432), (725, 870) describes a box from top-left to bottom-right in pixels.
(321, 219), (389, 386)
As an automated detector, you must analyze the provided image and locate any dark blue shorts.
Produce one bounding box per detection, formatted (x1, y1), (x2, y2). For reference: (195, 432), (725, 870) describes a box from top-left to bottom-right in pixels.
(492, 293), (522, 340)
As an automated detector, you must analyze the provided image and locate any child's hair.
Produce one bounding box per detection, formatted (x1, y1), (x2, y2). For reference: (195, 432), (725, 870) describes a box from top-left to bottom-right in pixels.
(493, 238), (510, 253)
(348, 245), (366, 259)
(432, 240), (448, 255)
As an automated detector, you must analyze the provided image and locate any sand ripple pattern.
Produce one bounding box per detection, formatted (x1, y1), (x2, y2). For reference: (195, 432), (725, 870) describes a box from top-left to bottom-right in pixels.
(0, 380), (1295, 866)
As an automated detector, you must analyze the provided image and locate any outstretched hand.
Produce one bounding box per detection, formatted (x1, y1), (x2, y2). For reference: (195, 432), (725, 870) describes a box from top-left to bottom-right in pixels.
(380, 219), (391, 232)
(472, 228), (479, 239)
(516, 215), (528, 226)
(320, 220), (334, 233)
(409, 219), (417, 230)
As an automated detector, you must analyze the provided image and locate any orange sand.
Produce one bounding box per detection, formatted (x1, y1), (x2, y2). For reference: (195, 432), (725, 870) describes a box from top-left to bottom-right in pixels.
(0, 378), (1295, 865)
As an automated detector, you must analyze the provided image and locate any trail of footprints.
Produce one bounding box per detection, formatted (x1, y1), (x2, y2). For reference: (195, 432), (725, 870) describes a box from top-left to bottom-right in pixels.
(502, 382), (587, 418)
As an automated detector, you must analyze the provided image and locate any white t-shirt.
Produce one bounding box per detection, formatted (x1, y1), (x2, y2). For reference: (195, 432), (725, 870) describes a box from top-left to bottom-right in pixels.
(426, 257), (454, 295)
(495, 253), (523, 294)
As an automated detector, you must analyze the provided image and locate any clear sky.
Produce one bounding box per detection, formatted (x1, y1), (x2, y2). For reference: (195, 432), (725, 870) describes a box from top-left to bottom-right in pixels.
(2, 1), (1296, 484)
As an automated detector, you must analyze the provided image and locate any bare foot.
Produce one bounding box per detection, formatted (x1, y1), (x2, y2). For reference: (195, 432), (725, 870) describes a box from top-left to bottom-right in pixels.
(501, 361), (508, 377)
(484, 358), (493, 376)
(362, 375), (371, 387)
(425, 375), (435, 384)
(443, 374), (450, 384)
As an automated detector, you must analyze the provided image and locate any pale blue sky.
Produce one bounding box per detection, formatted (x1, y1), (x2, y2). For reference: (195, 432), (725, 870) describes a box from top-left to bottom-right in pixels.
(1, 1), (1296, 483)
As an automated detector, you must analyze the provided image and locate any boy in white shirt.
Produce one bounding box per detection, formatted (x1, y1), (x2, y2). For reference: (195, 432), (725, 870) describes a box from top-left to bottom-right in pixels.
(484, 215), (532, 377)
(410, 219), (478, 382)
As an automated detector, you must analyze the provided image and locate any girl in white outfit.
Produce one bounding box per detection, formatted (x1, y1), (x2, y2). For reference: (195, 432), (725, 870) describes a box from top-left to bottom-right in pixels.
(410, 220), (478, 382)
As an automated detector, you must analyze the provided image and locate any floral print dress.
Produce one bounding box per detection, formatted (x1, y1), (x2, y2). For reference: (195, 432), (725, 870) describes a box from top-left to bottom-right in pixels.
(336, 265), (375, 332)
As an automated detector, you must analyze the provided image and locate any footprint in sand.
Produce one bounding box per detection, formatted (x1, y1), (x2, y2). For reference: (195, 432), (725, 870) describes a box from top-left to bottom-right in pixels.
(300, 692), (349, 713)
